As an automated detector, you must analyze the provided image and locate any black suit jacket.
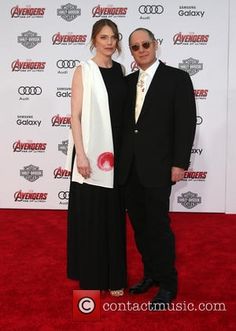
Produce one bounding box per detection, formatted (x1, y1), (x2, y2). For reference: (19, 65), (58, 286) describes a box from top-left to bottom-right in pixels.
(118, 60), (196, 187)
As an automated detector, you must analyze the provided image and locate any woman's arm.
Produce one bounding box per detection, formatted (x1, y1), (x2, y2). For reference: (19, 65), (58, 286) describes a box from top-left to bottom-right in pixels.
(71, 66), (91, 179)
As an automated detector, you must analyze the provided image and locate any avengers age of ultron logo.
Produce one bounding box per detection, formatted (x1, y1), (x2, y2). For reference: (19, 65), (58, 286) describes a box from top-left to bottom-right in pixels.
(182, 170), (208, 182)
(51, 115), (71, 127)
(54, 167), (71, 179)
(14, 190), (48, 202)
(92, 5), (127, 17)
(130, 61), (139, 72)
(13, 140), (47, 153)
(194, 89), (208, 100)
(52, 33), (87, 45)
(11, 6), (45, 18)
(11, 59), (46, 72)
(178, 58), (203, 76)
(173, 33), (209, 45)
(57, 3), (81, 21)
(17, 31), (41, 49)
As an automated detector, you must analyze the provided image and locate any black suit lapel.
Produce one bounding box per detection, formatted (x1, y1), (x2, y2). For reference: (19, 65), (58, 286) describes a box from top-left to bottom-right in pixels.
(128, 71), (139, 125)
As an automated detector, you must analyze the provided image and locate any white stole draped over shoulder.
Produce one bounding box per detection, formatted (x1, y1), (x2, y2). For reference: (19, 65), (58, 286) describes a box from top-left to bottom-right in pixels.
(65, 59), (114, 188)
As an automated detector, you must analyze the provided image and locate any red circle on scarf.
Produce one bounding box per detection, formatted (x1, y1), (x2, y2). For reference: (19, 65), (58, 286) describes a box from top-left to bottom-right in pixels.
(97, 152), (114, 171)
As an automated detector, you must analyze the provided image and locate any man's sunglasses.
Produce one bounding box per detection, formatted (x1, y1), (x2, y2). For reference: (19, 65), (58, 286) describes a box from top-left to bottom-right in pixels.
(129, 41), (154, 52)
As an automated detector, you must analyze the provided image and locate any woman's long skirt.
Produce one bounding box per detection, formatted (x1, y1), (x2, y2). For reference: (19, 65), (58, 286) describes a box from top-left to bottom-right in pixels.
(67, 181), (127, 290)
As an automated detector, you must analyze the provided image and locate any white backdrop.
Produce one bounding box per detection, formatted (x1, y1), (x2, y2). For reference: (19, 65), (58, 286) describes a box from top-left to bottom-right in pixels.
(226, 0), (236, 213)
(0, 0), (234, 213)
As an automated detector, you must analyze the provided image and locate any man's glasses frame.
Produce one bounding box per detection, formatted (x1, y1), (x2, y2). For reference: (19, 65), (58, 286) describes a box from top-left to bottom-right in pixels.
(129, 40), (155, 52)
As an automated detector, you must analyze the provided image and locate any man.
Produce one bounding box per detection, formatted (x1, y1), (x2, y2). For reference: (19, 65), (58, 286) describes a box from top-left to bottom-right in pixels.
(119, 28), (196, 310)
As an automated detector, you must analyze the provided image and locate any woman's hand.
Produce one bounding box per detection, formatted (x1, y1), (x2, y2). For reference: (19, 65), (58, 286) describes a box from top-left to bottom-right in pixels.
(77, 154), (92, 179)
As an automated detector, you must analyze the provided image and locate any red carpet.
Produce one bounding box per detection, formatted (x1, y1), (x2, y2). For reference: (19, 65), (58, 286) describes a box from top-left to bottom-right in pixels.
(0, 209), (235, 331)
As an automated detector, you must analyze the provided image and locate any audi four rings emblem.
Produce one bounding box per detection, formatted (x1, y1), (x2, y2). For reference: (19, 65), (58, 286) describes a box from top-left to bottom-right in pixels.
(196, 116), (203, 125)
(58, 191), (69, 200)
(18, 86), (42, 95)
(138, 5), (164, 14)
(56, 60), (80, 69)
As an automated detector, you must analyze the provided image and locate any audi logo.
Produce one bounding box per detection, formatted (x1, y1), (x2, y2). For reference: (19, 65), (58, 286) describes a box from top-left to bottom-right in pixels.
(56, 59), (80, 69)
(58, 191), (69, 200)
(196, 116), (203, 125)
(138, 5), (164, 15)
(118, 32), (123, 41)
(18, 86), (42, 95)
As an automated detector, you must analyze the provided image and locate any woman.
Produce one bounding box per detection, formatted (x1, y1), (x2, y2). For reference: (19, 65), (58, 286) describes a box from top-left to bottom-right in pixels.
(67, 19), (127, 296)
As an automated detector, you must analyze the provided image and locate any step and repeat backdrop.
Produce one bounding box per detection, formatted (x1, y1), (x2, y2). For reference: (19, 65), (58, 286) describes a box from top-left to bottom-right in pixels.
(226, 0), (236, 214)
(0, 0), (234, 212)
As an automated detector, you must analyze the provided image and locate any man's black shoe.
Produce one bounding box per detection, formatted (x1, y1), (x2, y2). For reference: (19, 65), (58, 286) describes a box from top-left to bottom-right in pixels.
(129, 278), (156, 294)
(149, 288), (176, 311)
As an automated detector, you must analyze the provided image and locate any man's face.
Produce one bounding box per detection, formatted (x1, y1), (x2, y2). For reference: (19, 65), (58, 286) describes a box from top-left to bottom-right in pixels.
(129, 30), (157, 70)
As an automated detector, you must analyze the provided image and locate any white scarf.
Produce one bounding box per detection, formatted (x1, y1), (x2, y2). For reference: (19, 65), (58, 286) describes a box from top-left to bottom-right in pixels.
(65, 59), (114, 188)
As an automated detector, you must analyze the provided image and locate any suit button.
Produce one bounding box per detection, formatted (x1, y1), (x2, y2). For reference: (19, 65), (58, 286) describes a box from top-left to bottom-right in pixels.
(134, 129), (139, 134)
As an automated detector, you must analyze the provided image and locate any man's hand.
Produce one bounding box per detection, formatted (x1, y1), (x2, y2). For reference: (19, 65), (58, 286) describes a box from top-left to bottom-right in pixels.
(171, 166), (185, 182)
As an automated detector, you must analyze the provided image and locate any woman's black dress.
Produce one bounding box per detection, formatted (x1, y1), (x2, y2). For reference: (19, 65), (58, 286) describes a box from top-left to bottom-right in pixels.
(67, 61), (127, 290)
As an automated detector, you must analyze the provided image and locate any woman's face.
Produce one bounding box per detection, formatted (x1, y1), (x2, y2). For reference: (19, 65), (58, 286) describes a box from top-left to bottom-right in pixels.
(93, 25), (118, 56)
